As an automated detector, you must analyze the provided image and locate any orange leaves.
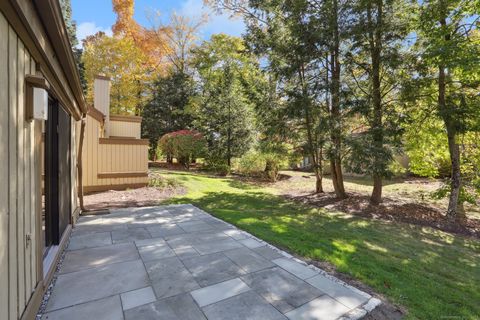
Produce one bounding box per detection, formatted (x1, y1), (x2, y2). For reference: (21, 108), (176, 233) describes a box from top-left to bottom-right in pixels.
(111, 0), (170, 72)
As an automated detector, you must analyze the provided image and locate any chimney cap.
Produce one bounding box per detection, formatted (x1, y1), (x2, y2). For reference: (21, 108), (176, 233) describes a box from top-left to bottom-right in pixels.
(95, 74), (111, 81)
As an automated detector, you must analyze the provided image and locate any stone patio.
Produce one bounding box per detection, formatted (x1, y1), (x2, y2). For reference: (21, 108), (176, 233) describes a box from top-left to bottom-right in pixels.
(40, 204), (380, 320)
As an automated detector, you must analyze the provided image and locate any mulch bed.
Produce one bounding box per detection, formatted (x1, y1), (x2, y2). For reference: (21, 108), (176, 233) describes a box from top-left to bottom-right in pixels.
(284, 191), (480, 238)
(83, 186), (186, 211)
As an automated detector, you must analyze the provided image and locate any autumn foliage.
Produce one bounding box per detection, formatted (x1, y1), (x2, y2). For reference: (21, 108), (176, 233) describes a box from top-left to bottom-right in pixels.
(111, 0), (170, 69)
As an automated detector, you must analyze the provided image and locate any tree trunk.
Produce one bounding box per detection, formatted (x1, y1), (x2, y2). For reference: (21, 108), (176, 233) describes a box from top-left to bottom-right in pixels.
(445, 128), (464, 221)
(438, 4), (464, 223)
(77, 114), (87, 212)
(368, 0), (384, 205)
(315, 147), (324, 193)
(329, 0), (347, 199)
(371, 175), (382, 205)
(306, 112), (323, 194)
(227, 97), (232, 168)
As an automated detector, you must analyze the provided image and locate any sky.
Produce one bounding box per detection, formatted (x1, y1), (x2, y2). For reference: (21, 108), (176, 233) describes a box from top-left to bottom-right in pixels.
(71, 0), (245, 47)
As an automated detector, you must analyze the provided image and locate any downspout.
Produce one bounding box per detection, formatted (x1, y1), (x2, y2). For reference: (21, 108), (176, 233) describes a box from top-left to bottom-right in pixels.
(77, 113), (87, 212)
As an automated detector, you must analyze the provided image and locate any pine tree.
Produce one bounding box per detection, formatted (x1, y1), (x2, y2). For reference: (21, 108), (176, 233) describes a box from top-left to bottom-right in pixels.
(190, 35), (257, 167)
(346, 0), (411, 204)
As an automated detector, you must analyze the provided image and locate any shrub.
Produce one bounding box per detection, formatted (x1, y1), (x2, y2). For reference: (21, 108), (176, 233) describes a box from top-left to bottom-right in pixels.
(159, 130), (207, 169)
(234, 151), (288, 182)
(203, 155), (231, 176)
(233, 152), (266, 177)
(263, 153), (287, 182)
(148, 176), (181, 188)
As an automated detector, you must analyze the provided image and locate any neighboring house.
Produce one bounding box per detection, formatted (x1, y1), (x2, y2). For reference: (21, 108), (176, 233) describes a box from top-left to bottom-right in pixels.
(81, 75), (149, 193)
(0, 1), (86, 319)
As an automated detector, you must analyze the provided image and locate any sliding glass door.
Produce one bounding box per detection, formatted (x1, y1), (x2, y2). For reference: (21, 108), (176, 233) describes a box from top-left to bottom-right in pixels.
(43, 98), (71, 254)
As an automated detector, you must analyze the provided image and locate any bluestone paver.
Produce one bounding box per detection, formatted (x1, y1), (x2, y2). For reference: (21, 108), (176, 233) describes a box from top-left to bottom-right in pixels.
(124, 293), (207, 320)
(192, 238), (243, 255)
(285, 295), (351, 320)
(134, 237), (167, 247)
(146, 223), (185, 237)
(239, 237), (264, 248)
(67, 232), (112, 251)
(61, 242), (139, 274)
(242, 267), (324, 313)
(223, 247), (275, 273)
(120, 286), (156, 310)
(178, 220), (215, 233)
(202, 291), (287, 320)
(111, 228), (151, 244)
(41, 295), (123, 320)
(71, 223), (127, 236)
(46, 260), (149, 311)
(253, 245), (284, 260)
(307, 274), (369, 309)
(172, 245), (200, 259)
(273, 258), (318, 280)
(144, 257), (199, 298)
(223, 229), (249, 240)
(182, 252), (246, 287)
(138, 243), (176, 261)
(191, 278), (250, 307)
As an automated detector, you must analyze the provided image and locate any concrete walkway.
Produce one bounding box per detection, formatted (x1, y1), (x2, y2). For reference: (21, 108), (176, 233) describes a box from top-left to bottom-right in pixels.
(41, 205), (379, 320)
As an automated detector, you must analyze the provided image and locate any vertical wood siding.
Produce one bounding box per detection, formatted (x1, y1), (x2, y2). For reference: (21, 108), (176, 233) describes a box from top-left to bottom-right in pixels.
(0, 12), (10, 320)
(82, 114), (148, 190)
(1, 13), (41, 319)
(109, 120), (141, 139)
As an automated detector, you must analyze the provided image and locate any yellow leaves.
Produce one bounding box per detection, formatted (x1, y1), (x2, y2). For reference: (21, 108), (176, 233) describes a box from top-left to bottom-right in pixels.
(112, 0), (138, 37)
(82, 33), (149, 115)
(112, 0), (171, 71)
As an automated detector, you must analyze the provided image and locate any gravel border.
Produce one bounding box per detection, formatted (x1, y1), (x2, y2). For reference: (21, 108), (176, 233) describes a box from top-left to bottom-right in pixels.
(36, 239), (70, 319)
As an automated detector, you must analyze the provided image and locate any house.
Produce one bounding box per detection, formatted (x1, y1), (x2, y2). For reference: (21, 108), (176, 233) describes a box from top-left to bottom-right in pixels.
(81, 75), (149, 194)
(0, 1), (86, 319)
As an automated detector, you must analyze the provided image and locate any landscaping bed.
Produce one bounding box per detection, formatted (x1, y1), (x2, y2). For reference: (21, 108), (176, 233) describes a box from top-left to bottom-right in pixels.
(83, 186), (185, 211)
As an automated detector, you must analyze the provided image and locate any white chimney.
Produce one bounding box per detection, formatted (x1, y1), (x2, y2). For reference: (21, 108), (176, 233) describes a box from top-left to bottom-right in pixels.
(94, 75), (111, 137)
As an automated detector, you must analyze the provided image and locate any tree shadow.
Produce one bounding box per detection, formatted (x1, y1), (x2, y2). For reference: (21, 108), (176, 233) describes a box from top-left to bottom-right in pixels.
(169, 190), (480, 319)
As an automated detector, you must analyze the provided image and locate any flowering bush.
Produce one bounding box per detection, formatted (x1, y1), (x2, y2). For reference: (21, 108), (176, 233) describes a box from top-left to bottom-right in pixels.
(159, 130), (206, 169)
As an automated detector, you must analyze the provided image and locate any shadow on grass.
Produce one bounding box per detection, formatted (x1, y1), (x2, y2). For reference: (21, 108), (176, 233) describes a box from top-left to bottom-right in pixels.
(167, 190), (480, 319)
(340, 175), (405, 187)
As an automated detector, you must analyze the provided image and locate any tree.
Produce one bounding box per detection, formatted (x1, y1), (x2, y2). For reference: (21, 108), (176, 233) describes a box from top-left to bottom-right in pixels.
(190, 34), (257, 167)
(345, 0), (410, 204)
(142, 12), (205, 160)
(112, 0), (170, 71)
(148, 12), (207, 75)
(142, 71), (196, 160)
(59, 0), (86, 92)
(207, 0), (345, 195)
(82, 32), (149, 115)
(412, 0), (480, 221)
(249, 0), (330, 193)
(159, 130), (207, 169)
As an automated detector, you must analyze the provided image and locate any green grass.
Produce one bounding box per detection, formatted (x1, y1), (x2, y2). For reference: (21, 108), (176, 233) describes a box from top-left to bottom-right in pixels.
(158, 170), (480, 320)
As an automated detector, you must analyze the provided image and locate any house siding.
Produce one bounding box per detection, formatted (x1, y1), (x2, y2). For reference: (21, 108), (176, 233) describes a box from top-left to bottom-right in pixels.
(0, 4), (83, 317)
(1, 12), (40, 319)
(82, 113), (149, 192)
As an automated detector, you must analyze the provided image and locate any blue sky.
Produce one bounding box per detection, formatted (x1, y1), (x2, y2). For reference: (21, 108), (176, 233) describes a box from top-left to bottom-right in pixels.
(72, 0), (245, 47)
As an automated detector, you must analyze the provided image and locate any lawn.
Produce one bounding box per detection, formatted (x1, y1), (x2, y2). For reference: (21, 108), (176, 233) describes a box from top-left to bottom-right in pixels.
(159, 169), (480, 320)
